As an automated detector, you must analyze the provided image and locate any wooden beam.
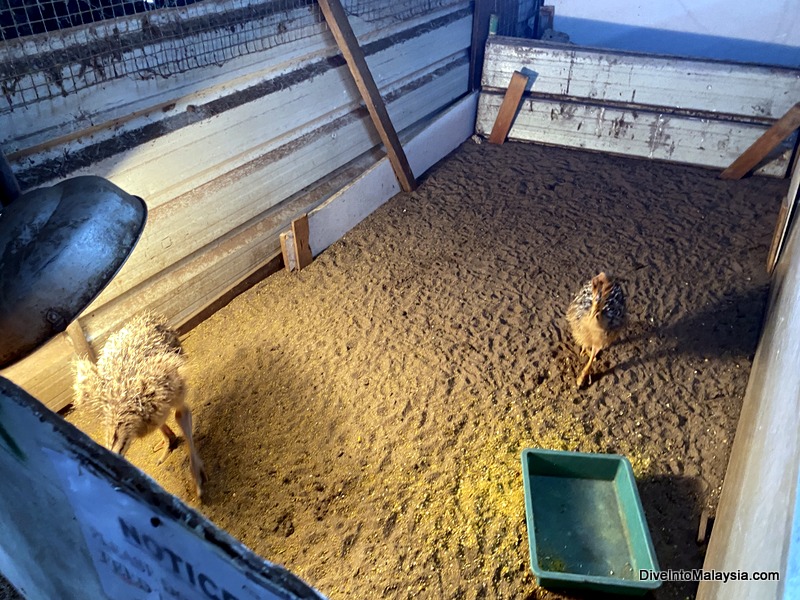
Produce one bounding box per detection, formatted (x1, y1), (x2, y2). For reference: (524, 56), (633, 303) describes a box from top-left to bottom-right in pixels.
(318, 0), (417, 192)
(488, 71), (529, 144)
(65, 320), (96, 363)
(279, 231), (296, 272)
(469, 0), (493, 91)
(766, 201), (789, 274)
(721, 102), (800, 180)
(766, 145), (800, 273)
(291, 214), (313, 271)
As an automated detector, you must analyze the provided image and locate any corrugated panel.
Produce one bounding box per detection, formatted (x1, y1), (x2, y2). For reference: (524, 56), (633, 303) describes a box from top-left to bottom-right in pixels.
(476, 93), (795, 176)
(477, 37), (800, 174)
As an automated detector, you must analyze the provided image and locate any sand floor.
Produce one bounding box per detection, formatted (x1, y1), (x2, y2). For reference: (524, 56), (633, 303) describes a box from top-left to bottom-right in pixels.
(45, 140), (788, 599)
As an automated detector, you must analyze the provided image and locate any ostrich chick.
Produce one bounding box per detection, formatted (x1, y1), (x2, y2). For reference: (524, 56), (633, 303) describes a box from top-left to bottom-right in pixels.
(566, 272), (627, 387)
(74, 314), (206, 499)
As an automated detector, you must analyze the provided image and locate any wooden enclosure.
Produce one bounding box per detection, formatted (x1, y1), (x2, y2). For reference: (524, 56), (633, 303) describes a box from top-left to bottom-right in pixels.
(3, 3), (800, 599)
(1, 0), (473, 411)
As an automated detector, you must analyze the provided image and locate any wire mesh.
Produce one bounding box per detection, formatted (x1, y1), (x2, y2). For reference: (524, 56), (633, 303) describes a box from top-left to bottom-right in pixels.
(1, 0), (325, 113)
(0, 0), (468, 115)
(345, 0), (465, 24)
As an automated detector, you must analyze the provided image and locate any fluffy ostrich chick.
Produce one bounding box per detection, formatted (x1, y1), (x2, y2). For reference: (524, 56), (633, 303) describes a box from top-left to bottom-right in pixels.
(74, 314), (206, 499)
(566, 272), (627, 387)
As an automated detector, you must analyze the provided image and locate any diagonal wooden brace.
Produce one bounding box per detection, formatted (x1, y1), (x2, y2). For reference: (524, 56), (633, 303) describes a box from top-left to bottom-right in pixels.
(318, 0), (417, 192)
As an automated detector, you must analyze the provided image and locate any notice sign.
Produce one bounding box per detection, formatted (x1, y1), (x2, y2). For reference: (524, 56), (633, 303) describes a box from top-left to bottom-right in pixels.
(45, 449), (322, 600)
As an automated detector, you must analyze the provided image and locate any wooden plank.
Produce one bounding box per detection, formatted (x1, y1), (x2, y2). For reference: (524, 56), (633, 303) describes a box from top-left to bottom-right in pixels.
(697, 200), (800, 600)
(766, 202), (789, 274)
(406, 91), (479, 178)
(1, 2), (326, 155)
(488, 71), (529, 144)
(767, 150), (800, 273)
(318, 0), (417, 193)
(696, 509), (712, 545)
(469, 0), (494, 91)
(476, 93), (795, 176)
(65, 320), (96, 363)
(280, 231), (296, 272)
(291, 214), (313, 270)
(720, 102), (800, 179)
(5, 1), (474, 156)
(537, 5), (554, 37)
(482, 37), (800, 121)
(24, 18), (471, 203)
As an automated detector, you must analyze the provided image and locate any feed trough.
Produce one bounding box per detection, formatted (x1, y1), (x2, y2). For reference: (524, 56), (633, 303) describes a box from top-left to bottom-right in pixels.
(521, 448), (661, 595)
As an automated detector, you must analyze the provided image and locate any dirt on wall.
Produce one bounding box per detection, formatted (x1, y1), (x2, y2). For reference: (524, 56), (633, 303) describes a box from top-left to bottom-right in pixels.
(45, 139), (790, 600)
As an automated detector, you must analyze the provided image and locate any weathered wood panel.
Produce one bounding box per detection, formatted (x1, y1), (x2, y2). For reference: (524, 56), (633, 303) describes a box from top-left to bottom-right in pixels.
(1, 0), (325, 156)
(697, 159), (800, 599)
(482, 37), (800, 121)
(3, 58), (470, 410)
(477, 38), (800, 175)
(476, 93), (795, 176)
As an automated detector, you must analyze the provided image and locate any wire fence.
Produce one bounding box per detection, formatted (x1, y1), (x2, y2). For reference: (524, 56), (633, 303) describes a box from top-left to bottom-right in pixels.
(0, 0), (465, 114)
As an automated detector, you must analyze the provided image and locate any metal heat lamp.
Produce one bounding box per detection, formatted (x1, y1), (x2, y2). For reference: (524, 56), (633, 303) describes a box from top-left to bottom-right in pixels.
(0, 153), (147, 368)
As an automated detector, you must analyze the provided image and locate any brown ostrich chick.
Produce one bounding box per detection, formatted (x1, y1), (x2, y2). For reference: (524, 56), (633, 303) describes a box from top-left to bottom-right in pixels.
(566, 272), (627, 387)
(74, 313), (206, 499)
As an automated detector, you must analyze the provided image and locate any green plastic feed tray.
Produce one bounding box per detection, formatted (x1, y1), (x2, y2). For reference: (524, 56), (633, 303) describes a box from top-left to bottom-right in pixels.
(521, 448), (661, 595)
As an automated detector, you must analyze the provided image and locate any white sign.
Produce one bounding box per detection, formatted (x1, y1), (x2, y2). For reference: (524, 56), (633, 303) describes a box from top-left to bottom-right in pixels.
(45, 449), (320, 600)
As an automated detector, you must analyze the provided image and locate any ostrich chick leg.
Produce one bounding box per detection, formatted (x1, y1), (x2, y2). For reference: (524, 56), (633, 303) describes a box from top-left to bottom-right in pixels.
(175, 404), (207, 500)
(155, 424), (179, 464)
(577, 346), (600, 388)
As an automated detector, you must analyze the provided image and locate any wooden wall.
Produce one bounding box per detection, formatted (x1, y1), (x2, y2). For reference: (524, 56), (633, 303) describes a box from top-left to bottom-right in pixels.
(698, 157), (800, 599)
(0, 0), (473, 411)
(476, 37), (800, 175)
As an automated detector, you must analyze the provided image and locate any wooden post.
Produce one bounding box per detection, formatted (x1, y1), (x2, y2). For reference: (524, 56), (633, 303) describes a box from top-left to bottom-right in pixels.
(766, 144), (800, 273)
(318, 0), (417, 192)
(537, 5), (555, 38)
(291, 214), (313, 270)
(720, 102), (800, 180)
(65, 320), (97, 363)
(489, 71), (530, 144)
(469, 0), (494, 91)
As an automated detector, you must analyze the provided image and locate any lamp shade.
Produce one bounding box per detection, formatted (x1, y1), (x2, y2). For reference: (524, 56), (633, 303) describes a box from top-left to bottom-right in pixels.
(0, 176), (146, 368)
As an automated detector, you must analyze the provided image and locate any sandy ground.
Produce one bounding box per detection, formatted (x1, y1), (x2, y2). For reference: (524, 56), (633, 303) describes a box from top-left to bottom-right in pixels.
(5, 140), (788, 600)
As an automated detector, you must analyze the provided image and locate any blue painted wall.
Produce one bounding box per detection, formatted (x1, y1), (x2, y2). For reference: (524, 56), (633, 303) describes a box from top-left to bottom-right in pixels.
(549, 0), (800, 68)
